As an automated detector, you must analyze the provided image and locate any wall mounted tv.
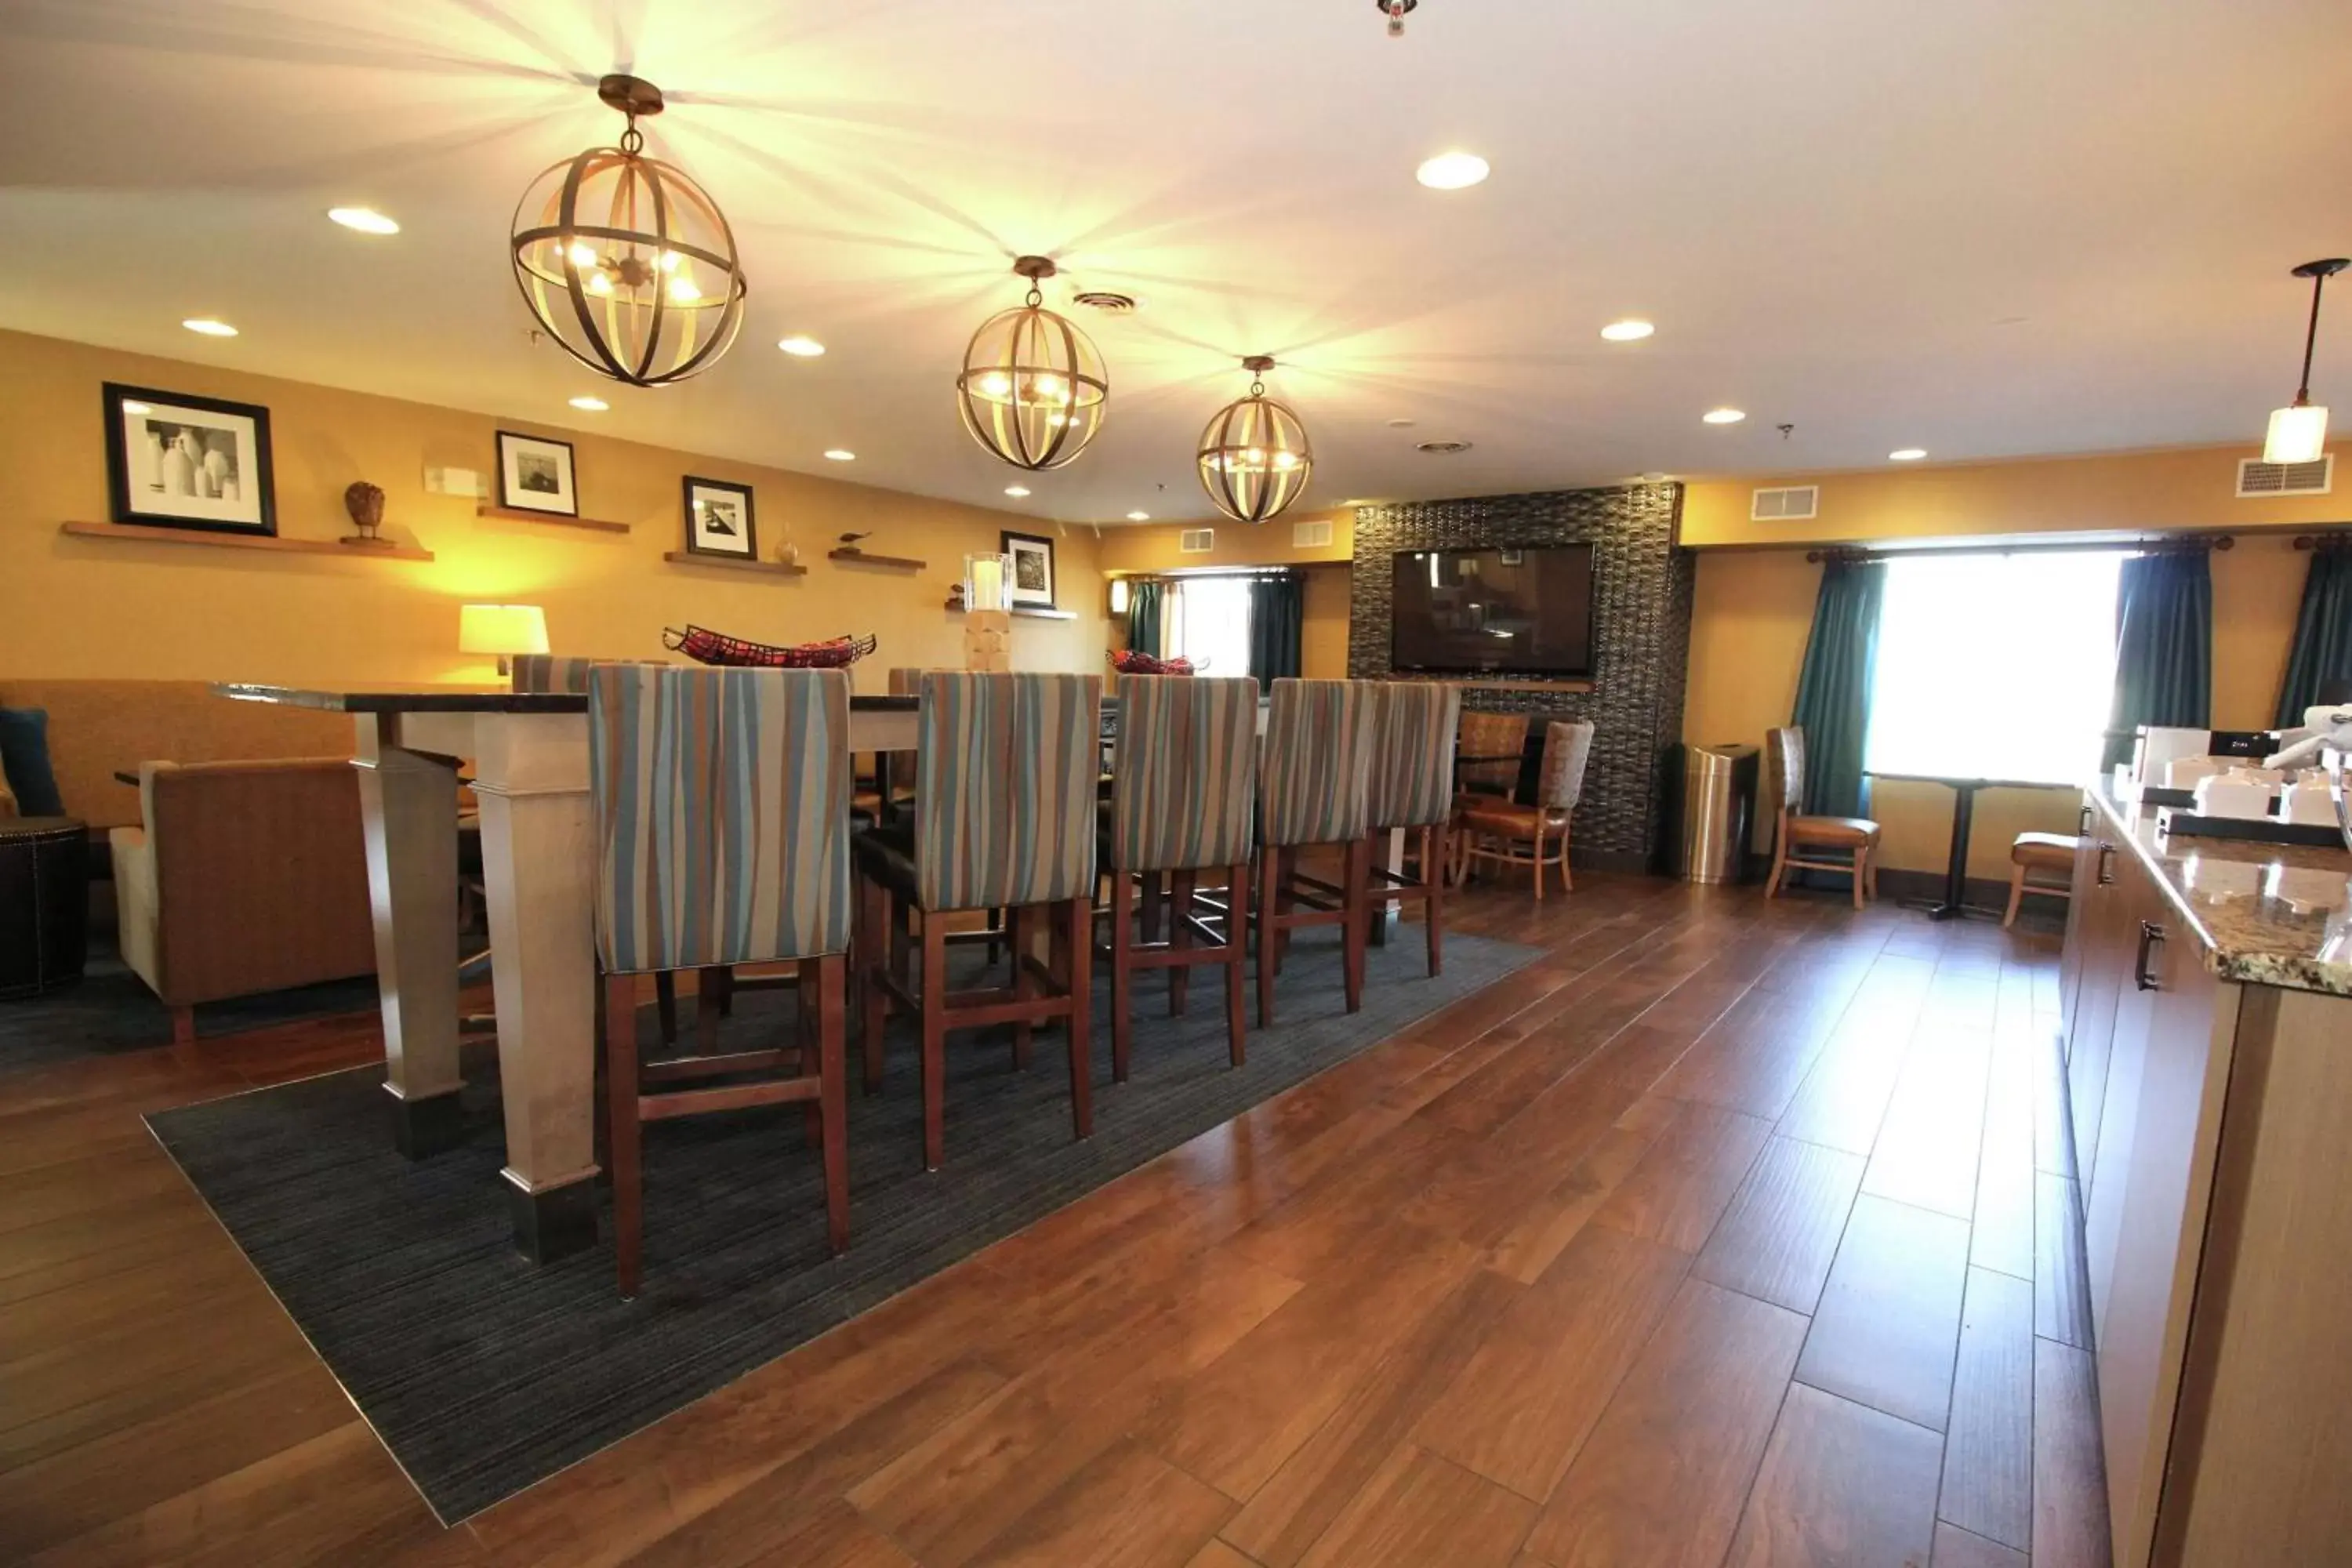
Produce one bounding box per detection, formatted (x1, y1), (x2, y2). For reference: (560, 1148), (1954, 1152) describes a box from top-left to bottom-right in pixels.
(1390, 544), (1597, 678)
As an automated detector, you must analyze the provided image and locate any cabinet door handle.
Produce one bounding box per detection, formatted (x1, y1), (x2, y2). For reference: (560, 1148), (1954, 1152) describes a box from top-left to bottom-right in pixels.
(2097, 843), (2117, 885)
(2079, 802), (2094, 834)
(2135, 920), (2166, 991)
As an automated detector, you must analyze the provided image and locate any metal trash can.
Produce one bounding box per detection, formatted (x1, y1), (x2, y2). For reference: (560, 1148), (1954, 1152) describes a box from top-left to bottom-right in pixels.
(1677, 744), (1759, 884)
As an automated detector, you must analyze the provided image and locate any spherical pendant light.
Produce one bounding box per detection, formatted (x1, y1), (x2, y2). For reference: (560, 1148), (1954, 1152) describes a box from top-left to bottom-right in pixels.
(955, 256), (1109, 470)
(1197, 356), (1313, 524)
(510, 74), (747, 388)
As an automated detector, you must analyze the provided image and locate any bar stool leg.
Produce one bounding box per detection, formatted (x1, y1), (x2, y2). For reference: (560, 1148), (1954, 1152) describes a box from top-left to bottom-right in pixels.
(654, 972), (677, 1045)
(858, 878), (888, 1094)
(2003, 862), (2027, 928)
(1109, 871), (1134, 1082)
(796, 957), (822, 1148)
(1425, 826), (1445, 978)
(815, 953), (849, 1254)
(920, 914), (948, 1172)
(1170, 870), (1196, 1017)
(1342, 836), (1370, 1014)
(1011, 906), (1036, 1069)
(1225, 861), (1249, 1066)
(602, 971), (644, 1299)
(1257, 849), (1280, 1029)
(1065, 895), (1094, 1140)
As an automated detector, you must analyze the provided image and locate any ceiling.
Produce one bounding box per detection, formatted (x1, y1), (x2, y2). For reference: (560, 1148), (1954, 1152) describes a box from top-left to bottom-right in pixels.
(4, 0), (2350, 525)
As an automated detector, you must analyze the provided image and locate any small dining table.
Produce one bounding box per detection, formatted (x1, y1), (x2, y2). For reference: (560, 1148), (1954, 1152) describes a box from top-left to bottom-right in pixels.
(216, 683), (1403, 1263)
(1865, 768), (2075, 920)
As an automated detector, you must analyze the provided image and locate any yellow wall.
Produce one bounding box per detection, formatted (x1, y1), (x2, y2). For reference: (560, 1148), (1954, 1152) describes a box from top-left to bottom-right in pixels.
(1684, 528), (2317, 879)
(1098, 512), (1355, 681)
(1681, 441), (2350, 549)
(0, 328), (1105, 692)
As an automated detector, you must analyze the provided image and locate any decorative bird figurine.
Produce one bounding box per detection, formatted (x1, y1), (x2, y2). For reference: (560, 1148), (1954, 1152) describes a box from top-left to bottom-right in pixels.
(838, 532), (871, 546)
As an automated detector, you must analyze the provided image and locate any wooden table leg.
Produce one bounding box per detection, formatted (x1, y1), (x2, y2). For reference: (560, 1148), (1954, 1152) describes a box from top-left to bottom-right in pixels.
(473, 713), (601, 1264)
(353, 714), (466, 1160)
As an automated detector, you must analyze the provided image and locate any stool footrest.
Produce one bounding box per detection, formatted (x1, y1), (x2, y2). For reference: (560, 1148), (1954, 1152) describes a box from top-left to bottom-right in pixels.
(640, 1076), (820, 1121)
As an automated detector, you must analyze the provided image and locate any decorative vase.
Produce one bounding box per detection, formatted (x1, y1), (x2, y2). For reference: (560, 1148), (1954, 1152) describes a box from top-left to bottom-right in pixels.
(139, 430), (165, 493)
(342, 481), (388, 547)
(779, 539), (801, 567)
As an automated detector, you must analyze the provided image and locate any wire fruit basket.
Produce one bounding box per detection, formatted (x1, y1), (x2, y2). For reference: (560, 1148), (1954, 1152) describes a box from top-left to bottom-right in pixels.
(663, 626), (877, 669)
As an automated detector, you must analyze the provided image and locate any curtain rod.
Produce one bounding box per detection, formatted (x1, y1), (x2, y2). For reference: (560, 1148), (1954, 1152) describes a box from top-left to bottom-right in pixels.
(1121, 567), (1304, 581)
(1805, 532), (2235, 564)
(2292, 529), (2352, 551)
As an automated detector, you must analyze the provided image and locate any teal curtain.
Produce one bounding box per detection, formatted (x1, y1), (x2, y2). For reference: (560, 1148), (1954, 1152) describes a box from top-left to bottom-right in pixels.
(2107, 550), (2211, 765)
(1247, 574), (1304, 691)
(1791, 558), (1886, 821)
(2275, 546), (2352, 725)
(1125, 579), (1163, 658)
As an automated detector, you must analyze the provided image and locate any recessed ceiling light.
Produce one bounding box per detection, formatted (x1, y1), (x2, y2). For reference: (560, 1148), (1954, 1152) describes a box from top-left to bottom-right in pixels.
(823, 448), (856, 462)
(1127, 510), (1151, 521)
(568, 395), (608, 412)
(1385, 418), (1417, 429)
(181, 318), (238, 338)
(1416, 439), (1473, 454)
(1415, 152), (1490, 191)
(327, 206), (399, 235)
(777, 336), (826, 358)
(1889, 448), (1928, 461)
(1600, 319), (1655, 342)
(1701, 408), (1747, 425)
(1004, 485), (1031, 497)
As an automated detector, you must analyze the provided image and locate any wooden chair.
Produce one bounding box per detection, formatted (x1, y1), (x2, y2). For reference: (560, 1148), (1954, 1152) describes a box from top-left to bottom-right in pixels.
(1254, 678), (1377, 1027)
(2004, 832), (2080, 927)
(1454, 710), (1530, 798)
(854, 673), (1101, 1171)
(1764, 724), (1880, 909)
(1365, 681), (1461, 975)
(1098, 674), (1258, 1076)
(586, 665), (853, 1299)
(1455, 720), (1593, 898)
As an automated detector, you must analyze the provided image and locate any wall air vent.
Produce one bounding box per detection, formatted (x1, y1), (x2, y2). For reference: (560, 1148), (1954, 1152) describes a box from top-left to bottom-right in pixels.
(1179, 528), (1215, 554)
(1751, 485), (1820, 521)
(1292, 518), (1334, 548)
(2236, 454), (2333, 498)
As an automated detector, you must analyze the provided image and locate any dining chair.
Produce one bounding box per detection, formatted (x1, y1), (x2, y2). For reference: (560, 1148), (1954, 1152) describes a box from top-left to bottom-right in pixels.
(1454, 709), (1529, 798)
(586, 665), (854, 1298)
(2003, 831), (2079, 927)
(1456, 719), (1594, 898)
(1764, 724), (1881, 909)
(1100, 674), (1258, 1076)
(854, 672), (1101, 1171)
(1365, 681), (1460, 976)
(1254, 678), (1377, 1027)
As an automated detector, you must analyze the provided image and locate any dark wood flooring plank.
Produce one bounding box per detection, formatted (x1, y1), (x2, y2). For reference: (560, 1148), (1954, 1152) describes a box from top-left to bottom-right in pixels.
(1294, 1444), (1535, 1568)
(1938, 1268), (2034, 1552)
(1218, 1269), (1522, 1568)
(969, 1439), (1233, 1568)
(1478, 1120), (1660, 1285)
(1523, 1279), (1808, 1568)
(1861, 1021), (1992, 1221)
(1794, 1195), (1970, 1432)
(1591, 1099), (1772, 1254)
(1772, 953), (1936, 1156)
(2034, 1171), (2093, 1348)
(1970, 1010), (2037, 1283)
(1933, 1521), (2027, 1567)
(2032, 1338), (2114, 1568)
(1184, 1544), (1261, 1568)
(1411, 1225), (1690, 1501)
(1724, 1382), (1943, 1568)
(1693, 1135), (1867, 1315)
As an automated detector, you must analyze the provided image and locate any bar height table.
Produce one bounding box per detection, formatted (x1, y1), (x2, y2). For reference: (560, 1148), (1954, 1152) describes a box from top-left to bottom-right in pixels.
(1864, 770), (2074, 920)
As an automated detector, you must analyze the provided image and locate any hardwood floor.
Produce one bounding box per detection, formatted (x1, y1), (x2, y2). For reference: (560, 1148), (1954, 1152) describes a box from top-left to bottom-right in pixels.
(0, 873), (2110, 1566)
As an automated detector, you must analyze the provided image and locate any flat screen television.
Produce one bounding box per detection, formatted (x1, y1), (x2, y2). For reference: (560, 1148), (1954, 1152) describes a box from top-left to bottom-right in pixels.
(1390, 544), (1597, 678)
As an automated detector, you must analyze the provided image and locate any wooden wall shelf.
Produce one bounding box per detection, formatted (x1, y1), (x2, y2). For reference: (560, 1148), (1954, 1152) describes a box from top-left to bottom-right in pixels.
(662, 551), (807, 576)
(949, 604), (1078, 621)
(1446, 677), (1596, 694)
(476, 505), (631, 534)
(60, 521), (434, 562)
(828, 548), (927, 571)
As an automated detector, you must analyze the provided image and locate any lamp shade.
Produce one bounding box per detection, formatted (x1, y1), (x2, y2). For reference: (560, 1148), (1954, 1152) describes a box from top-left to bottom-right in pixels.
(955, 257), (1108, 471)
(2265, 401), (2329, 465)
(459, 604), (550, 657)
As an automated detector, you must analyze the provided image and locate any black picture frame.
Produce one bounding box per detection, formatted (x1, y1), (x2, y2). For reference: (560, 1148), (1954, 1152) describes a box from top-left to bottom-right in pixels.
(1002, 529), (1057, 608)
(682, 475), (758, 558)
(495, 430), (579, 517)
(101, 381), (277, 536)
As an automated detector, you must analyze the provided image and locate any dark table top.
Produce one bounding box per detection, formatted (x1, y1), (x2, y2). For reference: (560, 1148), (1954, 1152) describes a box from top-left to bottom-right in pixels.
(213, 683), (919, 715)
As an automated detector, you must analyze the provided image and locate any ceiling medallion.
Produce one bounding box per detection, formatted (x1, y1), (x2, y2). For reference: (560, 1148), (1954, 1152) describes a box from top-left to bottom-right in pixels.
(955, 256), (1109, 471)
(509, 74), (747, 387)
(1197, 356), (1314, 524)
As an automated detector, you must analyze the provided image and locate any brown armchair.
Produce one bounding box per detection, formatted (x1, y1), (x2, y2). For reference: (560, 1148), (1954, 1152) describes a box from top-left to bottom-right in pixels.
(111, 759), (376, 1044)
(1764, 725), (1880, 909)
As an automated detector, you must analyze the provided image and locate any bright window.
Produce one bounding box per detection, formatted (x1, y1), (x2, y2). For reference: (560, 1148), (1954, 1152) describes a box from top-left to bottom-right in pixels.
(1165, 577), (1255, 677)
(1864, 550), (2124, 785)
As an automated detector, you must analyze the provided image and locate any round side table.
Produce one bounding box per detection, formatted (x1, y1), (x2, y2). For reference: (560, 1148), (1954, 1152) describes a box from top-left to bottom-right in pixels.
(0, 816), (89, 1000)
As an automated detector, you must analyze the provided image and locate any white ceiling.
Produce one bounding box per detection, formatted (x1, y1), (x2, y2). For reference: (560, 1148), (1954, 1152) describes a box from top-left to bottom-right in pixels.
(4, 0), (2350, 524)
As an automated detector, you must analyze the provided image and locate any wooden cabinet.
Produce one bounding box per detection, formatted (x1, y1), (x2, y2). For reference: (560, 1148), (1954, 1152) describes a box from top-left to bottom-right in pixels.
(2057, 791), (2352, 1566)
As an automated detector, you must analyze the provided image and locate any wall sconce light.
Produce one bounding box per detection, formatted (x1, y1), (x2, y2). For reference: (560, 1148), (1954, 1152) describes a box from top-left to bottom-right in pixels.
(1109, 577), (1131, 615)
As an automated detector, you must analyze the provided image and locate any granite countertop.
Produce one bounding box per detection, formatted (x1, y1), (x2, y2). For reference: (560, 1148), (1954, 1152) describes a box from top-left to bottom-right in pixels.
(2093, 783), (2352, 998)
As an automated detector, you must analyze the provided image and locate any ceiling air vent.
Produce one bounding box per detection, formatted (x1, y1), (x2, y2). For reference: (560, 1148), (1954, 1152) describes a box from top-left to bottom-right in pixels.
(1179, 528), (1215, 554)
(2236, 454), (2333, 498)
(1292, 518), (1334, 548)
(1072, 290), (1138, 314)
(1751, 485), (1820, 521)
(1416, 439), (1472, 455)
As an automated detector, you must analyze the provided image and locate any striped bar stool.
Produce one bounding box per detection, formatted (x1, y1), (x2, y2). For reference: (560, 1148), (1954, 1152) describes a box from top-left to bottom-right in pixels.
(1366, 681), (1461, 977)
(586, 665), (855, 1298)
(1457, 720), (1595, 898)
(1255, 678), (1377, 1026)
(1100, 674), (1258, 1076)
(854, 673), (1102, 1171)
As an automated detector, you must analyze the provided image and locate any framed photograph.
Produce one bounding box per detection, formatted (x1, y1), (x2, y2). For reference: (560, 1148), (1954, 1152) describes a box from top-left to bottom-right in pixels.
(682, 476), (757, 558)
(103, 382), (275, 535)
(495, 431), (578, 516)
(1002, 530), (1057, 608)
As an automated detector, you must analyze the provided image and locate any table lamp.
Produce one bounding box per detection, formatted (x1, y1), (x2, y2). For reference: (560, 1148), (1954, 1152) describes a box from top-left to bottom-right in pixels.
(962, 554), (1012, 673)
(459, 603), (550, 677)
